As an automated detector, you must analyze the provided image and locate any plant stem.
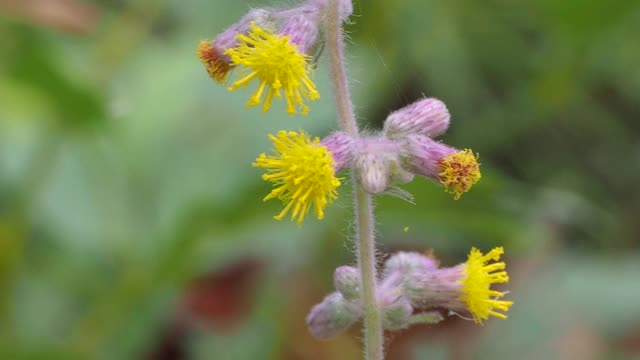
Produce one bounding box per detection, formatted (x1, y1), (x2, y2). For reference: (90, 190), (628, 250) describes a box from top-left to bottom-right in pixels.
(325, 1), (384, 359)
(353, 185), (384, 360)
(324, 0), (358, 136)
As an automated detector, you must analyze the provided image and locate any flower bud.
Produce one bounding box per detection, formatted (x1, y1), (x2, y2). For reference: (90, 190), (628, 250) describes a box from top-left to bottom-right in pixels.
(383, 252), (438, 279)
(383, 98), (450, 139)
(334, 266), (360, 301)
(400, 135), (481, 199)
(377, 272), (413, 330)
(306, 292), (362, 340)
(381, 294), (413, 330)
(353, 137), (402, 194)
(321, 131), (355, 172)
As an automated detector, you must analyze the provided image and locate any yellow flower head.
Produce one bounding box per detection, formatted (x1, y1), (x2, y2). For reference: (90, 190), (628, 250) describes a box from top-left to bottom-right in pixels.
(461, 247), (513, 324)
(225, 23), (320, 115)
(197, 40), (232, 83)
(254, 130), (340, 225)
(438, 149), (481, 200)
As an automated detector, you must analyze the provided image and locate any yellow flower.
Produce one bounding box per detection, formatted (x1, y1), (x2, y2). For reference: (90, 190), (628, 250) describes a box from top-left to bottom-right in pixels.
(254, 130), (340, 225)
(438, 149), (481, 200)
(460, 247), (513, 324)
(196, 40), (232, 83)
(225, 23), (320, 115)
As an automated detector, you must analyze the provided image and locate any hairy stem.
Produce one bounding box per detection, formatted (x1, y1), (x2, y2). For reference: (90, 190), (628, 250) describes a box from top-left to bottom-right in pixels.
(324, 0), (358, 136)
(325, 1), (384, 359)
(353, 185), (384, 360)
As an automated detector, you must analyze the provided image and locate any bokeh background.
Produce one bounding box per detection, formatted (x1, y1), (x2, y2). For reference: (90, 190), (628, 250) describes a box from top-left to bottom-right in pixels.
(1, 0), (639, 359)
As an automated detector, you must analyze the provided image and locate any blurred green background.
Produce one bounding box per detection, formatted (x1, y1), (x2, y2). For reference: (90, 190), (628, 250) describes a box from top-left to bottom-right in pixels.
(1, 0), (639, 359)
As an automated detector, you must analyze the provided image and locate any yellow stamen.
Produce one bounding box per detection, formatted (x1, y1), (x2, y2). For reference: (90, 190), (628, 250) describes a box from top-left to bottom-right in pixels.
(254, 130), (340, 225)
(460, 247), (514, 324)
(226, 24), (319, 115)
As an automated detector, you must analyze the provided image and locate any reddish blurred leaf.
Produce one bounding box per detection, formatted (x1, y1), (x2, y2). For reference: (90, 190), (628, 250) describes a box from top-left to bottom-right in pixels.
(146, 258), (263, 360)
(615, 325), (640, 356)
(181, 258), (263, 330)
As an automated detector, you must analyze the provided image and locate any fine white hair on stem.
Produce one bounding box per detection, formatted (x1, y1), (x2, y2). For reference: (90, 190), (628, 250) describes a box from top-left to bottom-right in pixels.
(325, 0), (384, 358)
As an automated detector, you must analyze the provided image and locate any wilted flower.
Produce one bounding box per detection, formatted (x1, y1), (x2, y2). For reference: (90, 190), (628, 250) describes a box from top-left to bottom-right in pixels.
(400, 135), (481, 199)
(197, 9), (272, 83)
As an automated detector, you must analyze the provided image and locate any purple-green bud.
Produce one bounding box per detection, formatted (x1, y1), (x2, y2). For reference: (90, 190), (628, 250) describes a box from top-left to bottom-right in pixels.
(381, 294), (413, 330)
(353, 136), (405, 194)
(383, 98), (450, 139)
(377, 272), (413, 330)
(306, 292), (362, 340)
(383, 252), (438, 279)
(321, 131), (355, 172)
(334, 266), (360, 301)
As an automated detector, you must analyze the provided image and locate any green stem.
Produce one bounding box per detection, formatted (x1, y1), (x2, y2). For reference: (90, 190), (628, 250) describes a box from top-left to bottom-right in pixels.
(325, 1), (384, 358)
(353, 184), (384, 360)
(324, 0), (358, 136)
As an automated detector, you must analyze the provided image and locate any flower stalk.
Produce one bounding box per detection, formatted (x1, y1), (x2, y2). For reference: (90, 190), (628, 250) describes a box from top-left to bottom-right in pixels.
(325, 0), (384, 358)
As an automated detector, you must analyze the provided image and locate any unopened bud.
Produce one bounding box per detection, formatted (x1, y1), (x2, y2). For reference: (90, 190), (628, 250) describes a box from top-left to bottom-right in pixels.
(383, 98), (450, 139)
(354, 137), (402, 194)
(383, 252), (438, 278)
(306, 292), (361, 340)
(382, 295), (413, 330)
(334, 266), (360, 301)
(321, 132), (355, 172)
(377, 278), (413, 330)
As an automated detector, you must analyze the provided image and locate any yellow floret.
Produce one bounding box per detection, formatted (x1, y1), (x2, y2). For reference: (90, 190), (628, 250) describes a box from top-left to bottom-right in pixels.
(438, 149), (481, 200)
(196, 40), (232, 83)
(254, 130), (340, 225)
(461, 247), (513, 324)
(225, 23), (320, 115)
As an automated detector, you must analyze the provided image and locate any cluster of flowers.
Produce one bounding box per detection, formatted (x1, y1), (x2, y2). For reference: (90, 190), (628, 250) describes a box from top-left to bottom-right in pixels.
(255, 97), (481, 225)
(198, 0), (512, 341)
(307, 248), (513, 339)
(197, 0), (480, 225)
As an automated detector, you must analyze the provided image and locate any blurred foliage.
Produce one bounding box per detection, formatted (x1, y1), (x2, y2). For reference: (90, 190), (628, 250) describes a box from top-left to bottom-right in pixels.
(0, 0), (639, 359)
